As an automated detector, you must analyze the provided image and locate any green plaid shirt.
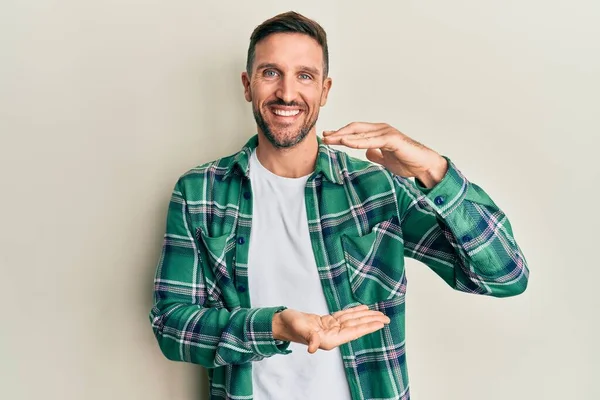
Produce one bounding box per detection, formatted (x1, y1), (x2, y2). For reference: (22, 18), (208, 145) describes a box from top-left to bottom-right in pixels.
(150, 135), (529, 400)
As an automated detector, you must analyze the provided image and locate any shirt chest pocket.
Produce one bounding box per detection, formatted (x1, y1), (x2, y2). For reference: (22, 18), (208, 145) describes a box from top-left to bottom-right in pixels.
(340, 217), (407, 304)
(196, 228), (238, 307)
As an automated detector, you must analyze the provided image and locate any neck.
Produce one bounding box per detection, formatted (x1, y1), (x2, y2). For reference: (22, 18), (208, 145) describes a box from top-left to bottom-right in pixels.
(255, 130), (319, 178)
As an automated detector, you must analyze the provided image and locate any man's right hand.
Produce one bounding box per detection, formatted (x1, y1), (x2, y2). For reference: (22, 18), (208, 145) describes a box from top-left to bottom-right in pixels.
(272, 305), (390, 354)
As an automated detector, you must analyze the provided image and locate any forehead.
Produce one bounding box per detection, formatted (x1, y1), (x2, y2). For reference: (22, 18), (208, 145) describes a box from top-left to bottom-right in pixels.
(253, 33), (323, 72)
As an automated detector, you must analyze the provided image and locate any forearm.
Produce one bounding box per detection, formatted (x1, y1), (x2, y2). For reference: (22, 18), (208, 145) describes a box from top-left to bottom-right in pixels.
(150, 301), (290, 367)
(397, 157), (529, 297)
(431, 207), (529, 297)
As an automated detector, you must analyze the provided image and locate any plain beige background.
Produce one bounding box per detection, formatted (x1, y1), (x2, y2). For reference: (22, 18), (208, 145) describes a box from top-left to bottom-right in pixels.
(1, 1), (598, 399)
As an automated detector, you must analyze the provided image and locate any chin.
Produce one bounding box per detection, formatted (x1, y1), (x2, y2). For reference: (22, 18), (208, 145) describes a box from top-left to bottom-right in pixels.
(264, 127), (309, 149)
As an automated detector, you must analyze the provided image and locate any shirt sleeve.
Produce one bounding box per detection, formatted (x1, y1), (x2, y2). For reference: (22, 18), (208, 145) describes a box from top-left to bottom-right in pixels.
(393, 156), (529, 297)
(149, 180), (291, 367)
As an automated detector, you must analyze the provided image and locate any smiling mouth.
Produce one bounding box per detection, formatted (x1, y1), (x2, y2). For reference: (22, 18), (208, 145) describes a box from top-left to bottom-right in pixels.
(273, 109), (300, 116)
(270, 107), (303, 119)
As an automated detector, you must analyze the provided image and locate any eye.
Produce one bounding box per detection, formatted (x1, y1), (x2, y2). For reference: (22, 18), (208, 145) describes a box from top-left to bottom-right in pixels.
(299, 73), (312, 80)
(263, 70), (278, 78)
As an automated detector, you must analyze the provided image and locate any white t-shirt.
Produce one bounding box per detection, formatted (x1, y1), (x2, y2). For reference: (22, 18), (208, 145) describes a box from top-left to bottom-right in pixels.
(247, 149), (351, 400)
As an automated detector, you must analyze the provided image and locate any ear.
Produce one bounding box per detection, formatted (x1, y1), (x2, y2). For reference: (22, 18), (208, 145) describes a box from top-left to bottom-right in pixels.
(241, 72), (252, 102)
(320, 77), (332, 107)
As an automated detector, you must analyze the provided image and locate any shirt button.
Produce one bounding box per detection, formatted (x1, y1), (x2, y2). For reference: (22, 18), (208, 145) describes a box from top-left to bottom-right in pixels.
(462, 235), (472, 243)
(237, 285), (246, 292)
(237, 237), (245, 245)
(434, 196), (445, 205)
(243, 192), (251, 200)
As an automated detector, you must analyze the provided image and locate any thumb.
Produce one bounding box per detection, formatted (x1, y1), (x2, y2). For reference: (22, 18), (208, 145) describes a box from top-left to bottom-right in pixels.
(366, 148), (385, 165)
(307, 332), (320, 354)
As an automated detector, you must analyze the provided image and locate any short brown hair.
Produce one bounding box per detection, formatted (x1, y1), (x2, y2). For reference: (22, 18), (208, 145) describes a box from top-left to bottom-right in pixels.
(246, 11), (329, 78)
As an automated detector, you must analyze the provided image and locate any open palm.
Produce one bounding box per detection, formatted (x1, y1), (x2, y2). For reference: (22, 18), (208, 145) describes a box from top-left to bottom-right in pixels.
(276, 305), (390, 353)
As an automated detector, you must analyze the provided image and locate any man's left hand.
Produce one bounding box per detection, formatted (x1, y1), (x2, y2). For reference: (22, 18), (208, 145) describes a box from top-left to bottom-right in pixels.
(322, 122), (448, 189)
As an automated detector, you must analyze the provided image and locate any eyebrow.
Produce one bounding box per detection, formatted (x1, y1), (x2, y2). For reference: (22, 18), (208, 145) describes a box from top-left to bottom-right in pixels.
(256, 63), (321, 77)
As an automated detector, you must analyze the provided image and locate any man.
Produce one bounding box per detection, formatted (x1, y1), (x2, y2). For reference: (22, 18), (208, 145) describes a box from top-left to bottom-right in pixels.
(149, 11), (529, 400)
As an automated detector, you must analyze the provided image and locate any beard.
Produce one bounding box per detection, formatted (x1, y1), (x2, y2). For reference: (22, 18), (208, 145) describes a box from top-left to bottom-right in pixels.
(253, 100), (318, 149)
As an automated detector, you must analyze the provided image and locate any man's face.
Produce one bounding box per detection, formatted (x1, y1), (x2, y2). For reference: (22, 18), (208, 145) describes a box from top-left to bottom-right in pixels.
(242, 33), (332, 148)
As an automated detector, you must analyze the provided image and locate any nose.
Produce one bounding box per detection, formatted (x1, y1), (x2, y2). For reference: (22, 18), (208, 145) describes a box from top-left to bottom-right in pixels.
(275, 74), (298, 104)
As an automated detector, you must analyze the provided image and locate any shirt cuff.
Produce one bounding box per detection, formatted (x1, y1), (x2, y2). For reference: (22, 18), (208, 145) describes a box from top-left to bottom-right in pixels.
(414, 156), (469, 219)
(246, 306), (292, 357)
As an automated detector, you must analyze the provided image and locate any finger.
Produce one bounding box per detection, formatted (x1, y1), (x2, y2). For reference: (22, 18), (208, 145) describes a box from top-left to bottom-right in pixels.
(339, 135), (392, 151)
(336, 310), (389, 324)
(324, 126), (387, 138)
(322, 131), (385, 146)
(337, 321), (386, 343)
(324, 125), (387, 139)
(322, 129), (387, 145)
(331, 304), (369, 319)
(307, 332), (320, 354)
(365, 148), (385, 165)
(323, 122), (386, 137)
(323, 121), (368, 136)
(340, 314), (391, 327)
(335, 309), (384, 322)
(332, 305), (369, 317)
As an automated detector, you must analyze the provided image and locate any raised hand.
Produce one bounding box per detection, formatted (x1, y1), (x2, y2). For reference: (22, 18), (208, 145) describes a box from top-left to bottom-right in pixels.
(273, 305), (390, 354)
(322, 122), (448, 188)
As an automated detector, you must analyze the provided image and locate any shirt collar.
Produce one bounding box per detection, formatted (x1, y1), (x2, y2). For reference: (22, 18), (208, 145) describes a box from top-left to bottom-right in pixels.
(223, 134), (344, 185)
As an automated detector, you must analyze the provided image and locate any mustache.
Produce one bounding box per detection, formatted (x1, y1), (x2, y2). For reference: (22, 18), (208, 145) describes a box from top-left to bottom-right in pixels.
(265, 99), (306, 110)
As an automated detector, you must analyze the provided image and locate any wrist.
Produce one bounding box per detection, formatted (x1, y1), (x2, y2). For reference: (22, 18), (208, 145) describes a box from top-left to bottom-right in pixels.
(272, 310), (288, 341)
(416, 155), (448, 189)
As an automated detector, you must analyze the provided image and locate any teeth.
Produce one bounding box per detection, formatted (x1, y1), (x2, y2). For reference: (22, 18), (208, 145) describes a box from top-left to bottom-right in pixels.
(273, 109), (300, 117)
